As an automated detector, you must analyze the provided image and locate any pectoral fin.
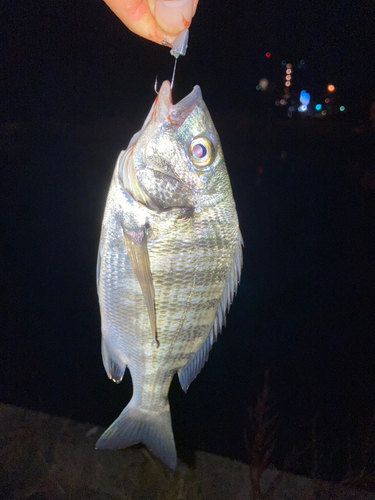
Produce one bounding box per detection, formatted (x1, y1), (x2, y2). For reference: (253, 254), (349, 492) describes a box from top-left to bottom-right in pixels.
(123, 229), (159, 347)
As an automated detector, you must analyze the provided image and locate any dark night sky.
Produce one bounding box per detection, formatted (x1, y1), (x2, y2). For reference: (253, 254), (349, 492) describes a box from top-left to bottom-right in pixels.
(3, 0), (375, 120)
(2, 0), (375, 479)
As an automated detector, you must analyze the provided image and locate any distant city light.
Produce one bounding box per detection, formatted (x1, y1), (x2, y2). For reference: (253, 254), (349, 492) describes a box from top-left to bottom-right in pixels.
(327, 84), (335, 92)
(325, 98), (330, 103)
(340, 106), (345, 111)
(298, 105), (307, 112)
(265, 52), (271, 58)
(300, 90), (310, 106)
(284, 65), (293, 90)
(258, 167), (264, 174)
(256, 84), (260, 90)
(280, 99), (286, 105)
(258, 78), (269, 90)
(282, 60), (286, 65)
(300, 60), (305, 65)
(321, 110), (327, 116)
(315, 104), (322, 111)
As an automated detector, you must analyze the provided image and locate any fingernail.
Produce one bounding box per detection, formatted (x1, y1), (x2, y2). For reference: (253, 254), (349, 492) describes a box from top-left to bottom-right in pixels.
(155, 0), (194, 35)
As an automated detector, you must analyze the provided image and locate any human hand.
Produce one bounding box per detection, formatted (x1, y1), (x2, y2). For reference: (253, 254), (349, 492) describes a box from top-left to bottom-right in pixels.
(103, 0), (199, 46)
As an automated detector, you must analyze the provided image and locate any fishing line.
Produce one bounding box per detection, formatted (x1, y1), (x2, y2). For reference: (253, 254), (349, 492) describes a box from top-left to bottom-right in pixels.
(171, 57), (178, 90)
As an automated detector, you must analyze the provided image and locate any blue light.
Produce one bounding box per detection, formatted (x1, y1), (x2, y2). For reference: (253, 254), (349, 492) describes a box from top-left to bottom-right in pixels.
(300, 60), (305, 65)
(281, 60), (286, 65)
(300, 90), (310, 106)
(298, 105), (307, 112)
(315, 104), (322, 111)
(340, 106), (345, 111)
(256, 84), (260, 90)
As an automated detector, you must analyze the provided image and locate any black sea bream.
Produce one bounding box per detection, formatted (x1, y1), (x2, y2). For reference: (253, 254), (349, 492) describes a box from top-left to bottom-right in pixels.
(96, 81), (242, 468)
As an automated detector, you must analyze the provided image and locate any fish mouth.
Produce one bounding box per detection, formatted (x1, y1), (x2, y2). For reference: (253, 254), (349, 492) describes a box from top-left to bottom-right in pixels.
(156, 81), (202, 127)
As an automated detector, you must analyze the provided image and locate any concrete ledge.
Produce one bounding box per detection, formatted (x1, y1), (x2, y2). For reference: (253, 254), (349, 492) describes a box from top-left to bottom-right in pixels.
(0, 403), (374, 500)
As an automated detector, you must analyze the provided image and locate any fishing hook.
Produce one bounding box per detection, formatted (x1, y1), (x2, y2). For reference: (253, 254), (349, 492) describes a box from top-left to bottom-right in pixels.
(154, 75), (159, 94)
(154, 57), (178, 93)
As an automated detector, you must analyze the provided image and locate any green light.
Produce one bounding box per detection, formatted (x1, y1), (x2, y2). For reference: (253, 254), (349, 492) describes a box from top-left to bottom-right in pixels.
(340, 106), (345, 112)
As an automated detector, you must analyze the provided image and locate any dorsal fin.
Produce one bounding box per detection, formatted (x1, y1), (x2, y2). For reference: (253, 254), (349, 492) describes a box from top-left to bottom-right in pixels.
(178, 231), (244, 392)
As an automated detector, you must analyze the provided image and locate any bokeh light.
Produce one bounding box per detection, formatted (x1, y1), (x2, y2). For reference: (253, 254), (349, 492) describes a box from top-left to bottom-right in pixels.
(258, 78), (269, 90)
(327, 84), (335, 92)
(300, 90), (310, 105)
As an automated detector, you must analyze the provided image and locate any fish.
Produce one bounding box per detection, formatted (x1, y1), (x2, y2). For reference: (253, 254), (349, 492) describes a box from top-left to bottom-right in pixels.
(95, 80), (243, 469)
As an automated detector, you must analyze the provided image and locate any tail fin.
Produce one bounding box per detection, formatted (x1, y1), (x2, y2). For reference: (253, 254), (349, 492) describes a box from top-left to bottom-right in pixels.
(95, 399), (177, 469)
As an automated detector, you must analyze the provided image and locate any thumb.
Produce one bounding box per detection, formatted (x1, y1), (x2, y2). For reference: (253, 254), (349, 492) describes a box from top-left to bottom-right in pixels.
(152, 0), (198, 36)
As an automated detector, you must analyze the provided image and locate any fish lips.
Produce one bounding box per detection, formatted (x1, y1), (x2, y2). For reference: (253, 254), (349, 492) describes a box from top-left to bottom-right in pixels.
(155, 80), (202, 127)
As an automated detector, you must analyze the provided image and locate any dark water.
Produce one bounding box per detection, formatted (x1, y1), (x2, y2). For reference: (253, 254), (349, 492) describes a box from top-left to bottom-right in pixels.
(2, 114), (375, 481)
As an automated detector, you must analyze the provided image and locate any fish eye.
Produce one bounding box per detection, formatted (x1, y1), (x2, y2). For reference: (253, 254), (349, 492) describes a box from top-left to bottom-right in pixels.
(189, 137), (215, 168)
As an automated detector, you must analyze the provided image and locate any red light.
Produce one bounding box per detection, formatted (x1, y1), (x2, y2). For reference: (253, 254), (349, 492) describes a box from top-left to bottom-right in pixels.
(258, 167), (264, 175)
(265, 52), (271, 58)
